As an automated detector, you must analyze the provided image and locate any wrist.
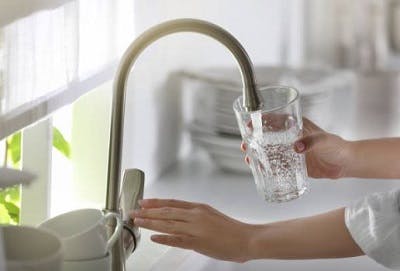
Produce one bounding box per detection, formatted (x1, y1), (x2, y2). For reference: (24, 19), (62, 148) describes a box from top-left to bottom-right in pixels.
(340, 139), (356, 178)
(243, 224), (262, 261)
(341, 140), (360, 178)
(245, 223), (273, 261)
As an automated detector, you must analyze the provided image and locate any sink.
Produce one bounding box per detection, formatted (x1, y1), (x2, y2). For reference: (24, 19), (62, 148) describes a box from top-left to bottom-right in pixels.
(150, 248), (389, 271)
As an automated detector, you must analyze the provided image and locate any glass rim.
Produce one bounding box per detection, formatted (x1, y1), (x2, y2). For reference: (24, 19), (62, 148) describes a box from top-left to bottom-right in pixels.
(233, 85), (300, 113)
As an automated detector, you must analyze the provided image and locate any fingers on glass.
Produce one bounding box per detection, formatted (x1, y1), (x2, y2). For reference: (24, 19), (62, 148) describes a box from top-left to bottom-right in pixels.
(241, 142), (247, 152)
(294, 140), (306, 153)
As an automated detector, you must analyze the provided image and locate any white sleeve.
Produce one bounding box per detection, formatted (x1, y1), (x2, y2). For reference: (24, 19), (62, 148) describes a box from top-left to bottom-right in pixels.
(345, 189), (400, 270)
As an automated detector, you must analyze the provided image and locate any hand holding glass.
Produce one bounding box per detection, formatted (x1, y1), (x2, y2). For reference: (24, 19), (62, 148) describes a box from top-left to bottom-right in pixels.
(233, 86), (308, 203)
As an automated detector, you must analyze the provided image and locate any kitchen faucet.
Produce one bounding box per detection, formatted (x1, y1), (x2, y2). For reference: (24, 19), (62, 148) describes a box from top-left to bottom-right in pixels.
(105, 18), (262, 271)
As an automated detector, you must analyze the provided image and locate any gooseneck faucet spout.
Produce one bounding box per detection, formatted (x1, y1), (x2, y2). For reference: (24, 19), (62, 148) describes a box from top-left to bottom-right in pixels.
(105, 18), (262, 271)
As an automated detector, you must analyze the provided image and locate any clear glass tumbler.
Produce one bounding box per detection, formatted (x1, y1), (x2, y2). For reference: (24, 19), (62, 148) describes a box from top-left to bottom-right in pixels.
(233, 86), (308, 203)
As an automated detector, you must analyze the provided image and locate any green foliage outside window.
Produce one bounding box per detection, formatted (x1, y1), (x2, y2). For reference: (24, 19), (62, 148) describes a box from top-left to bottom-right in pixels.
(0, 127), (71, 224)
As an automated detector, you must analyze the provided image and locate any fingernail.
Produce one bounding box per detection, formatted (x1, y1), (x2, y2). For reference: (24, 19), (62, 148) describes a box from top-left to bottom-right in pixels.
(295, 141), (305, 152)
(131, 210), (140, 216)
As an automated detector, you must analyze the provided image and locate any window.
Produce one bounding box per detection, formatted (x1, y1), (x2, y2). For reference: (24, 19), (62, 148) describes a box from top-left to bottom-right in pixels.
(0, 0), (135, 224)
(0, 0), (134, 139)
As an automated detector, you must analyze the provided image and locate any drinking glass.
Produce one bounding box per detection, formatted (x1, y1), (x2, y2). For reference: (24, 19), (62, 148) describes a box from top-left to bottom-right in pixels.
(233, 86), (308, 202)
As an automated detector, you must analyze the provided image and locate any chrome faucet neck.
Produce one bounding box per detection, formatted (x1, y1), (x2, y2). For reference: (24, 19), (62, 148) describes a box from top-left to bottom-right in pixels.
(105, 18), (261, 271)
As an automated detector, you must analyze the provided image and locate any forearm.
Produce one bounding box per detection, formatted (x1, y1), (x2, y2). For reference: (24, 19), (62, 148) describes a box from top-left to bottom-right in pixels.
(247, 208), (363, 260)
(345, 138), (400, 179)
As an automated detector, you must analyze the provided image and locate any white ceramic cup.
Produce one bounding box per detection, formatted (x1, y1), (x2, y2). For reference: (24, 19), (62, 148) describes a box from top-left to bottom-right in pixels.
(38, 208), (122, 261)
(2, 225), (63, 271)
(62, 252), (111, 271)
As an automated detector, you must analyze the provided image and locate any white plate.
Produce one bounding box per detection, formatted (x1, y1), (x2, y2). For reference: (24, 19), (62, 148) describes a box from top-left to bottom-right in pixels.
(191, 136), (242, 158)
(192, 137), (249, 174)
(209, 152), (250, 174)
(188, 124), (250, 173)
(189, 123), (241, 149)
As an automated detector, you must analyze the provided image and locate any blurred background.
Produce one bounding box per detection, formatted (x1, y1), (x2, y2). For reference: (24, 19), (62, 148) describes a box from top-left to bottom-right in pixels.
(129, 0), (400, 179)
(0, 0), (399, 225)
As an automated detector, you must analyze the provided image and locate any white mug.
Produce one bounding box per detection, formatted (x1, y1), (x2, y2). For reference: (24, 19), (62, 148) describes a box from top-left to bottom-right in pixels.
(2, 225), (63, 271)
(39, 208), (122, 261)
(62, 252), (111, 271)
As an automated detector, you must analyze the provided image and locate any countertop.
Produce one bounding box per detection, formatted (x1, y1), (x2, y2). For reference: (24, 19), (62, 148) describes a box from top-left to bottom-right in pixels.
(126, 152), (400, 270)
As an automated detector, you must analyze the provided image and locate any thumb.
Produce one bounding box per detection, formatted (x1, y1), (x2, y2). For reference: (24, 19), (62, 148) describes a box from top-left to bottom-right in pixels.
(294, 133), (327, 153)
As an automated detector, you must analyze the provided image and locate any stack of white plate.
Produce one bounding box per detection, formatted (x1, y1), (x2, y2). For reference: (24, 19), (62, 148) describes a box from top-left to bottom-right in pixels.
(180, 66), (354, 173)
(188, 122), (249, 174)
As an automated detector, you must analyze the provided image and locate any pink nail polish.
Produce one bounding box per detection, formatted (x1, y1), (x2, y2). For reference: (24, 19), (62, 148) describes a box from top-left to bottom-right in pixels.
(296, 141), (305, 152)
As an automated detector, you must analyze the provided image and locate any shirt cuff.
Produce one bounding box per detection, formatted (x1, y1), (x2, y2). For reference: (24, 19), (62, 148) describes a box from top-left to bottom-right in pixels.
(345, 189), (400, 270)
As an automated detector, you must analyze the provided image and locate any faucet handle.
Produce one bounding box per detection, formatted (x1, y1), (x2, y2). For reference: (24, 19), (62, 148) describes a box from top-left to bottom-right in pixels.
(120, 168), (144, 219)
(119, 168), (144, 258)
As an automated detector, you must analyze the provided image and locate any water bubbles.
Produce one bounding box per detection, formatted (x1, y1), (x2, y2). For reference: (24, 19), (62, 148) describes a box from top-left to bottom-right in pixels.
(247, 126), (308, 202)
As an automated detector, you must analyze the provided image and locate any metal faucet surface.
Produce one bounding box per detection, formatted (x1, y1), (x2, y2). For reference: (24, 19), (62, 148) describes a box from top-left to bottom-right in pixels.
(105, 18), (262, 271)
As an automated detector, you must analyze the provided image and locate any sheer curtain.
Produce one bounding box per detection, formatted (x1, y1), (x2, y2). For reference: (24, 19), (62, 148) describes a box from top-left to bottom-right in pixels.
(0, 0), (134, 139)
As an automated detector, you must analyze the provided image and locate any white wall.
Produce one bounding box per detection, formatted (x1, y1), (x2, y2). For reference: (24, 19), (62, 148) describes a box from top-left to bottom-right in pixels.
(121, 0), (304, 182)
